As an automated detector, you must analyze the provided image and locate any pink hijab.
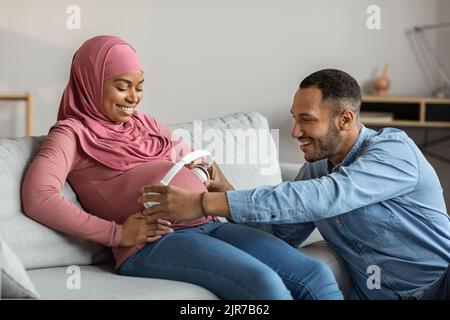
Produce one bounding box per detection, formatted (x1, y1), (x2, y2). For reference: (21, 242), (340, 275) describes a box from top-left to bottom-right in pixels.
(53, 35), (173, 170)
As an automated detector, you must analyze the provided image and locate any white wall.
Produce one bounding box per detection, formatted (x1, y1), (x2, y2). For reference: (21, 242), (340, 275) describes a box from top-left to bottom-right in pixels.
(1, 0), (449, 166)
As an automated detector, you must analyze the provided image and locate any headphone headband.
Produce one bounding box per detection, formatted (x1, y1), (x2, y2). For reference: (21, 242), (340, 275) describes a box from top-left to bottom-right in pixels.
(160, 150), (213, 186)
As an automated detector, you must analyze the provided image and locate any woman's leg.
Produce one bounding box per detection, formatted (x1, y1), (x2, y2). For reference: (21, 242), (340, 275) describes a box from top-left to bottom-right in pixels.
(210, 222), (343, 300)
(118, 225), (293, 300)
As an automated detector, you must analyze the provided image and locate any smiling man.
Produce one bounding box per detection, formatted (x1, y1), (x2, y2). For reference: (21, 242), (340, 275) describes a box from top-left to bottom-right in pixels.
(290, 71), (360, 166)
(141, 69), (450, 300)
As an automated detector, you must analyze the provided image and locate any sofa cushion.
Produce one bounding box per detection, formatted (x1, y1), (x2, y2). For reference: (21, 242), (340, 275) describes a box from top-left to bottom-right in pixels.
(0, 137), (113, 270)
(0, 238), (40, 299)
(27, 264), (218, 300)
(167, 111), (282, 190)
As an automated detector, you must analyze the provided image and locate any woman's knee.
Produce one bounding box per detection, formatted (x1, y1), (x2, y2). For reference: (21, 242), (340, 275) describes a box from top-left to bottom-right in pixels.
(297, 259), (343, 300)
(232, 263), (293, 300)
(310, 259), (337, 282)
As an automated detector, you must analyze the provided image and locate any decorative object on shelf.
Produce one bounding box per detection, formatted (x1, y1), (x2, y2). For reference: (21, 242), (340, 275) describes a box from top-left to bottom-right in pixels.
(411, 21), (450, 98)
(373, 64), (390, 97)
(0, 92), (33, 136)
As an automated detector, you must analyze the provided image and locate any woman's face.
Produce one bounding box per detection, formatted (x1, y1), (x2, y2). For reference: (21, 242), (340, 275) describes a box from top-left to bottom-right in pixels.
(103, 70), (144, 123)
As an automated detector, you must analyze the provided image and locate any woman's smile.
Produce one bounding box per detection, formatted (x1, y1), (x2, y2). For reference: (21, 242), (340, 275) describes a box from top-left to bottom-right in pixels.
(116, 104), (135, 115)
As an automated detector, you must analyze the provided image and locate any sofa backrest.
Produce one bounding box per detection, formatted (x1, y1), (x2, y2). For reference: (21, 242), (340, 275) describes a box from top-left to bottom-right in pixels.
(167, 111), (282, 190)
(0, 136), (113, 270)
(0, 111), (281, 270)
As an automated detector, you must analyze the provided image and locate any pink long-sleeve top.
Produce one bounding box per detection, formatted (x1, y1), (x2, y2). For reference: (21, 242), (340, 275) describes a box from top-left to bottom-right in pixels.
(21, 124), (210, 270)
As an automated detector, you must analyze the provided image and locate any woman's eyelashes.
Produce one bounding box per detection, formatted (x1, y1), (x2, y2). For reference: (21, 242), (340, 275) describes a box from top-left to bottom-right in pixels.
(116, 88), (144, 92)
(116, 87), (143, 93)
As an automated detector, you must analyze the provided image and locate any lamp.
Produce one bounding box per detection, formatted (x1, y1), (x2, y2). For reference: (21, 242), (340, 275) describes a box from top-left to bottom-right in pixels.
(412, 22), (450, 98)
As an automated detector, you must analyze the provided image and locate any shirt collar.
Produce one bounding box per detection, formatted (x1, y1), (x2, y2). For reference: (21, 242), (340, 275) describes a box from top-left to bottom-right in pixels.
(327, 124), (369, 173)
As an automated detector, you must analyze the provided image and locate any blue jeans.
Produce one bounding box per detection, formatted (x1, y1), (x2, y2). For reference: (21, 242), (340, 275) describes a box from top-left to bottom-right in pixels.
(118, 221), (343, 300)
(414, 264), (450, 300)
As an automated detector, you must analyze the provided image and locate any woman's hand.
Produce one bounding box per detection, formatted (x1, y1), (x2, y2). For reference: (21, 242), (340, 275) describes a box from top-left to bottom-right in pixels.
(119, 211), (173, 247)
(138, 185), (203, 221)
(205, 162), (234, 192)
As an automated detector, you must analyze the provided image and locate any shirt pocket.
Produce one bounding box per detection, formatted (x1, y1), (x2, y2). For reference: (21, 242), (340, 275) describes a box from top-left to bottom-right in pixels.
(341, 203), (421, 263)
(339, 203), (397, 245)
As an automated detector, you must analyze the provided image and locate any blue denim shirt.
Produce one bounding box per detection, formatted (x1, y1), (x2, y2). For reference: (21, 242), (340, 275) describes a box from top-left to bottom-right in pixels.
(227, 125), (450, 299)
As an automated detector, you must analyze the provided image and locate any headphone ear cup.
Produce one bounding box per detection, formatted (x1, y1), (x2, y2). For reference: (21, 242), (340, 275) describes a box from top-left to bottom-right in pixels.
(192, 165), (210, 182)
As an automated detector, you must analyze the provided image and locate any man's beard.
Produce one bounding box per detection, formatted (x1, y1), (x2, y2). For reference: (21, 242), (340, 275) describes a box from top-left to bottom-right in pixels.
(305, 120), (341, 163)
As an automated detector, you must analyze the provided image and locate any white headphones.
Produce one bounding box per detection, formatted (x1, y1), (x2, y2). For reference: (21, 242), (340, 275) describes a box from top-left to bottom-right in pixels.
(143, 149), (213, 209)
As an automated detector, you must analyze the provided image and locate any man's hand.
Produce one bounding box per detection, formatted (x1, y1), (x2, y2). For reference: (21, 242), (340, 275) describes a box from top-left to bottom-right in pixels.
(139, 185), (204, 221)
(185, 157), (204, 169)
(205, 162), (235, 192)
(120, 211), (173, 247)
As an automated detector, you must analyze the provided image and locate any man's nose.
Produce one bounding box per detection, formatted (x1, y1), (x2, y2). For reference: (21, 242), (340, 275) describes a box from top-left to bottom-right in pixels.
(291, 121), (303, 139)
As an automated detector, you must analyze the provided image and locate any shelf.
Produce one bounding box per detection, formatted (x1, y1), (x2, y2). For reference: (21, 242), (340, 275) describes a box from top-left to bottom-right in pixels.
(360, 96), (450, 164)
(361, 95), (450, 127)
(362, 95), (450, 104)
(362, 120), (450, 128)
(0, 92), (33, 136)
(0, 93), (30, 100)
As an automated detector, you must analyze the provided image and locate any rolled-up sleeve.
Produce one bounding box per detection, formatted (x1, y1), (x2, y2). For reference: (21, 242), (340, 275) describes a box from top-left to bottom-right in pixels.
(227, 138), (419, 224)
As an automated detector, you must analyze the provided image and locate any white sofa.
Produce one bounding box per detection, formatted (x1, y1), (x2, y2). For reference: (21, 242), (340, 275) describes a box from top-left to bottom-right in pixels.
(0, 111), (350, 299)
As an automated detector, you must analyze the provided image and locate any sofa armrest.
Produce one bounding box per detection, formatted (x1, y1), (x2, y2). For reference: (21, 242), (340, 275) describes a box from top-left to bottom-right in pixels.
(280, 162), (303, 181)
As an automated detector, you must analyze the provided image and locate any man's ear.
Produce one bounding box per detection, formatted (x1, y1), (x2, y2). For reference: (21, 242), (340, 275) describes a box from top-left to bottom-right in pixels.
(339, 110), (355, 130)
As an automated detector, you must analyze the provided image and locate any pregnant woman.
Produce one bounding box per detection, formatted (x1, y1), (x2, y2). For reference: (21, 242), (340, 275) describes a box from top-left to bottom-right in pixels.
(21, 35), (342, 300)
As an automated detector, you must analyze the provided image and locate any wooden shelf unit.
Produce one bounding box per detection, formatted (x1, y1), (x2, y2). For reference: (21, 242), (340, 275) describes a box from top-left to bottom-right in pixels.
(0, 92), (33, 136)
(361, 95), (450, 128)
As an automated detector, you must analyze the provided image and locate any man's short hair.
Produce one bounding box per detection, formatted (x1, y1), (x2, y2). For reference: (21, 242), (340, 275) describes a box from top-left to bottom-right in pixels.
(299, 69), (362, 117)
